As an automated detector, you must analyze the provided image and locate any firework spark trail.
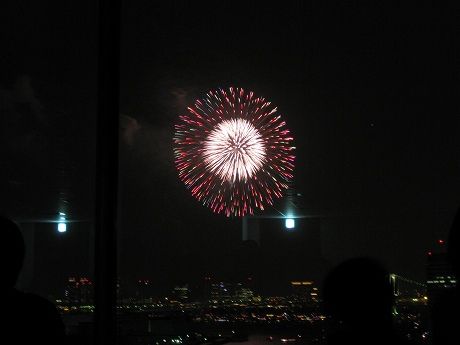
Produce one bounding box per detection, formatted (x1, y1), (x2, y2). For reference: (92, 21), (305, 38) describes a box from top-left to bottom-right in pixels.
(174, 87), (295, 217)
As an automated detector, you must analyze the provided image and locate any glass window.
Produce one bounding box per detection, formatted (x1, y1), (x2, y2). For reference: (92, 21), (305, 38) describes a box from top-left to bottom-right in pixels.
(2, 2), (456, 345)
(1, 1), (97, 343)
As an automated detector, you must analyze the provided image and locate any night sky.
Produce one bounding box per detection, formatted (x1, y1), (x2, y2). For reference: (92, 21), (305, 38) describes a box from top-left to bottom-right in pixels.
(1, 1), (458, 297)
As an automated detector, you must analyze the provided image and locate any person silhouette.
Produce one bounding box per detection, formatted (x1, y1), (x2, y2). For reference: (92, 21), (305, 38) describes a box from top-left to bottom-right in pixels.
(0, 216), (65, 344)
(322, 257), (412, 345)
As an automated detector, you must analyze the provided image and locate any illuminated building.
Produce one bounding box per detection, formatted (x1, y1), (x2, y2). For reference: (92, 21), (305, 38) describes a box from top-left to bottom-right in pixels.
(136, 279), (152, 303)
(208, 282), (256, 305)
(172, 284), (190, 303)
(234, 285), (255, 304)
(426, 239), (457, 303)
(64, 276), (94, 305)
(210, 282), (233, 305)
(290, 281), (319, 305)
(426, 253), (457, 300)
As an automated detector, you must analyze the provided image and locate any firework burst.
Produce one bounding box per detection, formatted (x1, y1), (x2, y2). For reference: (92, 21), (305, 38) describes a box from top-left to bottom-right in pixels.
(173, 87), (295, 217)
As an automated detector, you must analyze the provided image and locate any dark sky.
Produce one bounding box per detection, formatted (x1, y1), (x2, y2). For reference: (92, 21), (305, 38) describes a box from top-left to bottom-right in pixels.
(1, 1), (458, 297)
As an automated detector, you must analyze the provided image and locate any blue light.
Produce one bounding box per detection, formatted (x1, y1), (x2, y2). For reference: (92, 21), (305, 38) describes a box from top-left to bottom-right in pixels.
(285, 218), (295, 229)
(58, 222), (67, 233)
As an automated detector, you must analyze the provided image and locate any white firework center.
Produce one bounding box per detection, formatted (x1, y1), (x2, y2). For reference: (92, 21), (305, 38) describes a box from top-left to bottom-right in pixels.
(203, 118), (266, 182)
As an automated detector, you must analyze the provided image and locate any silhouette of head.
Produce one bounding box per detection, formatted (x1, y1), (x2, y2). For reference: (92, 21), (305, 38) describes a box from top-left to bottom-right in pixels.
(0, 216), (25, 288)
(322, 257), (393, 329)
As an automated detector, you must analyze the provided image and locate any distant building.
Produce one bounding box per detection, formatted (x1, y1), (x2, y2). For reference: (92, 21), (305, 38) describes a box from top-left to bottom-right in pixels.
(426, 239), (457, 303)
(426, 253), (457, 301)
(172, 284), (190, 303)
(210, 282), (233, 305)
(116, 278), (121, 301)
(208, 282), (257, 305)
(64, 276), (94, 306)
(234, 284), (255, 304)
(136, 279), (152, 303)
(290, 281), (319, 305)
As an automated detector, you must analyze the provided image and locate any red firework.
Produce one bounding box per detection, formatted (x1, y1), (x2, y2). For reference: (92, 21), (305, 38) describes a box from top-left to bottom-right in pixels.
(174, 87), (295, 217)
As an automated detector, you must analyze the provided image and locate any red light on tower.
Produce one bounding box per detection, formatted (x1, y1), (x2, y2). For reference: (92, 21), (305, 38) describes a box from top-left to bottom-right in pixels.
(427, 251), (432, 256)
(438, 239), (444, 245)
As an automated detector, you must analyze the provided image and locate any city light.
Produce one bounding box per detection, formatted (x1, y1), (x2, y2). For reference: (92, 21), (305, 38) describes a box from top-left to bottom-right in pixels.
(285, 218), (295, 229)
(58, 222), (67, 233)
(57, 211), (67, 232)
